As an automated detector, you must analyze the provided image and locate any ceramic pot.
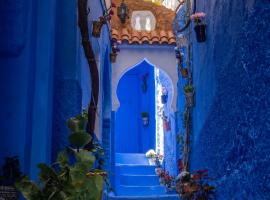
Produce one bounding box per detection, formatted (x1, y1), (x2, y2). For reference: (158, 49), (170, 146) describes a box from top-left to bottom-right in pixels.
(110, 52), (117, 63)
(142, 117), (149, 126)
(184, 91), (194, 107)
(180, 68), (188, 78)
(194, 24), (206, 43)
(92, 21), (104, 38)
(161, 94), (168, 104)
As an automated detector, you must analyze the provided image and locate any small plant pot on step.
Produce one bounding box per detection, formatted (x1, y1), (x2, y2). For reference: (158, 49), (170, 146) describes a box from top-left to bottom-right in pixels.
(92, 21), (104, 38)
(194, 24), (206, 43)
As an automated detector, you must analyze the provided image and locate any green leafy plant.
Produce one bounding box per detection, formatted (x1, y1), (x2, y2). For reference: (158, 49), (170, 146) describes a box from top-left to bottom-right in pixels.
(183, 85), (194, 93)
(15, 111), (107, 200)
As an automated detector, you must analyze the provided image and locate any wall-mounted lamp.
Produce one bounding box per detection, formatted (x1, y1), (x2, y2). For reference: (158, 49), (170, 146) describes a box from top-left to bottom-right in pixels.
(117, 0), (129, 24)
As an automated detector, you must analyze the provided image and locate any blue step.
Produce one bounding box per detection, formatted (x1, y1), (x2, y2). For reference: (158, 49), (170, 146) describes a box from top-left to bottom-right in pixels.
(119, 174), (159, 186)
(114, 153), (174, 199)
(116, 165), (156, 175)
(116, 185), (166, 196)
(107, 193), (180, 200)
(116, 153), (149, 165)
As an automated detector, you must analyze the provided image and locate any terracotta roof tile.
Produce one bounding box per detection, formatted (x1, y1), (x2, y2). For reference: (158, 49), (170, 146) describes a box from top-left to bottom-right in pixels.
(111, 0), (176, 45)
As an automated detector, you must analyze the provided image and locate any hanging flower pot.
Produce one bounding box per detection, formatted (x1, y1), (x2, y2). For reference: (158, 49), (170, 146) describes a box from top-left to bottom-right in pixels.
(194, 24), (206, 43)
(163, 119), (171, 132)
(180, 67), (188, 78)
(92, 20), (104, 38)
(161, 86), (168, 104)
(190, 12), (206, 43)
(183, 85), (194, 107)
(141, 112), (149, 127)
(110, 52), (117, 63)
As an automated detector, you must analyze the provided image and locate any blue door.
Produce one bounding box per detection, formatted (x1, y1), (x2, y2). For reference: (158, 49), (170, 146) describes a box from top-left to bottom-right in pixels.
(115, 61), (156, 153)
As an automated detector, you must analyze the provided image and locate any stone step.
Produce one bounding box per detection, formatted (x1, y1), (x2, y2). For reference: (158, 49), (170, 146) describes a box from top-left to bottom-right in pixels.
(116, 185), (166, 196)
(107, 192), (180, 200)
(116, 153), (149, 165)
(119, 174), (159, 186)
(116, 164), (156, 175)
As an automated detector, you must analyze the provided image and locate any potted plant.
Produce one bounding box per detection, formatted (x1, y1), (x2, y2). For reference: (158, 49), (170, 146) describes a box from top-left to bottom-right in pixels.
(183, 85), (194, 107)
(110, 41), (120, 63)
(175, 170), (215, 199)
(15, 112), (108, 200)
(161, 86), (168, 104)
(92, 4), (115, 38)
(190, 12), (206, 43)
(145, 150), (156, 166)
(157, 169), (175, 193)
(180, 67), (188, 78)
(141, 112), (149, 126)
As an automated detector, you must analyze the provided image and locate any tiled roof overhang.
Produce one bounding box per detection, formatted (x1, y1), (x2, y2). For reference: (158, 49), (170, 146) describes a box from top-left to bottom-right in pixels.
(111, 0), (176, 45)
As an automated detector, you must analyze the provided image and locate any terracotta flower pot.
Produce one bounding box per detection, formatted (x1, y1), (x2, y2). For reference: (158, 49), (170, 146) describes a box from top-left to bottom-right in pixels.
(194, 24), (206, 43)
(180, 68), (188, 78)
(92, 21), (104, 38)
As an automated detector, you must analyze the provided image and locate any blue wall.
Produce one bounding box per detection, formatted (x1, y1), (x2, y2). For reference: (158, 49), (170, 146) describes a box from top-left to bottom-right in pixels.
(0, 0), (112, 179)
(115, 61), (156, 153)
(181, 0), (270, 199)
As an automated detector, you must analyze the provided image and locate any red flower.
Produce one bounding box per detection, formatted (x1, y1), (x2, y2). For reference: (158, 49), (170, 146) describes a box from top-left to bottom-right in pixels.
(109, 10), (114, 16)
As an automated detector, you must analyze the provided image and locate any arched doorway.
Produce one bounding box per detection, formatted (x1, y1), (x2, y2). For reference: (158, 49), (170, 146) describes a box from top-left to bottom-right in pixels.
(114, 59), (176, 172)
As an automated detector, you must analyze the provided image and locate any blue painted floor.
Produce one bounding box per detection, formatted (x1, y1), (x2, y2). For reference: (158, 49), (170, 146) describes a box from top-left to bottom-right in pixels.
(108, 153), (179, 200)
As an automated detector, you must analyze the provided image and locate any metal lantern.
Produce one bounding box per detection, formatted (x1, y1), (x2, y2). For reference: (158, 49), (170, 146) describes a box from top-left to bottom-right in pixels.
(117, 0), (128, 24)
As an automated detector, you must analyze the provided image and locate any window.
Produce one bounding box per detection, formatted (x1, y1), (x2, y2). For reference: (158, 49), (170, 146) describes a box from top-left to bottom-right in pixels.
(131, 11), (156, 32)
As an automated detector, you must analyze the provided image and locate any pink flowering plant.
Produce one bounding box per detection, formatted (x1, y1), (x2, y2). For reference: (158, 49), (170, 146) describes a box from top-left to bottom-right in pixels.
(190, 12), (206, 25)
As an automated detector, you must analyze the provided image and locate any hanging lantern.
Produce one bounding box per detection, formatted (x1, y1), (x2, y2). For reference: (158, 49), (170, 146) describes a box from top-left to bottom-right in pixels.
(117, 0), (129, 24)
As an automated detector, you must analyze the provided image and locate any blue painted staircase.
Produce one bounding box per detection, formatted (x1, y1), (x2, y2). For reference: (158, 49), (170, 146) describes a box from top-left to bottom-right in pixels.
(107, 153), (179, 200)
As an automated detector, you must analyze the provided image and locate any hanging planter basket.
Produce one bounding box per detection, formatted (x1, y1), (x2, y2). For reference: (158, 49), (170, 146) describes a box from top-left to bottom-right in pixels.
(183, 86), (195, 107)
(194, 24), (206, 43)
(92, 20), (104, 38)
(163, 119), (171, 132)
(180, 67), (188, 78)
(161, 94), (168, 104)
(110, 52), (117, 63)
